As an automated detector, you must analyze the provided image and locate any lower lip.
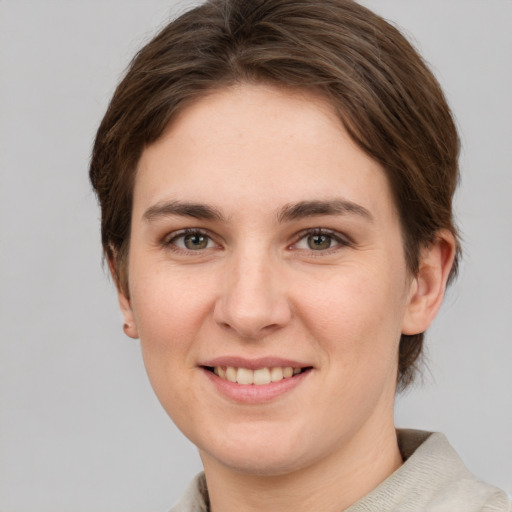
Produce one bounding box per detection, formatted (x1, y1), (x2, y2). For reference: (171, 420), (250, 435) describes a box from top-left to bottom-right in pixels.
(201, 368), (312, 404)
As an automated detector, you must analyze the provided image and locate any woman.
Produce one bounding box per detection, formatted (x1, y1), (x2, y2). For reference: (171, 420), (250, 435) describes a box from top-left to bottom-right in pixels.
(90, 0), (510, 510)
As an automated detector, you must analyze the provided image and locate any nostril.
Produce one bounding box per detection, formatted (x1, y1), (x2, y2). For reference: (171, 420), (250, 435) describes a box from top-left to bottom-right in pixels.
(212, 284), (293, 339)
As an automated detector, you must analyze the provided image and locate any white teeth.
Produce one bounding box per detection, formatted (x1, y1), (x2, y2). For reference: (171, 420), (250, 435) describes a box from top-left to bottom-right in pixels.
(226, 366), (237, 383)
(253, 368), (271, 385)
(270, 367), (283, 382)
(283, 366), (293, 378)
(236, 367), (253, 385)
(213, 365), (304, 385)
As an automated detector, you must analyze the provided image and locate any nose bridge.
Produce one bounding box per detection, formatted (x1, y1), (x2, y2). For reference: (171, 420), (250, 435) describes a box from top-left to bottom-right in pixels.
(214, 241), (291, 338)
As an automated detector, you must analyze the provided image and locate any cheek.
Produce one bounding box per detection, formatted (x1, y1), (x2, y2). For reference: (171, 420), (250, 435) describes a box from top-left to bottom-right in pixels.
(296, 260), (407, 363)
(296, 268), (406, 423)
(129, 266), (216, 369)
(128, 268), (216, 423)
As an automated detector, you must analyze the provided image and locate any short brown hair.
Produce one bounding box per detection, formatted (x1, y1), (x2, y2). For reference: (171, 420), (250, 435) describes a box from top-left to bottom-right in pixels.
(90, 0), (460, 390)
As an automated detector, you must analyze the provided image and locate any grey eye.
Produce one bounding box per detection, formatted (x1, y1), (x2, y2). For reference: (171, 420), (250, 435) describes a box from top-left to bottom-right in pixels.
(293, 229), (348, 252)
(182, 233), (210, 250)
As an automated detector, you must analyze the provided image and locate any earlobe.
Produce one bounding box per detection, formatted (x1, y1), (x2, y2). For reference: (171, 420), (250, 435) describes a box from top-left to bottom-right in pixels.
(108, 253), (140, 340)
(402, 230), (456, 335)
(118, 291), (139, 339)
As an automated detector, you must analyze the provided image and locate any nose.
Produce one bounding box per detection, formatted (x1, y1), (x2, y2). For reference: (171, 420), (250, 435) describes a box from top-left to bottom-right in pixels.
(213, 249), (292, 339)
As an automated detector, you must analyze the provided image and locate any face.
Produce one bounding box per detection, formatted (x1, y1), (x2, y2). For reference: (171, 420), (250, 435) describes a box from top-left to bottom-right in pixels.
(121, 84), (420, 476)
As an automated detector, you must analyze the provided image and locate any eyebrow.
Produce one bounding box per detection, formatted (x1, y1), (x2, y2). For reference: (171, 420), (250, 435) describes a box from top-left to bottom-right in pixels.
(143, 200), (225, 222)
(142, 198), (373, 224)
(276, 199), (373, 223)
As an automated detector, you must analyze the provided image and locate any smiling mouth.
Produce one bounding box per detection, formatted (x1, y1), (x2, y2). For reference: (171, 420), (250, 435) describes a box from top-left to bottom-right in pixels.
(203, 366), (312, 385)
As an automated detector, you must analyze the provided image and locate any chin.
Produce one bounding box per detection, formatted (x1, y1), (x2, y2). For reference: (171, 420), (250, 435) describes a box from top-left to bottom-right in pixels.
(203, 446), (310, 477)
(194, 421), (322, 477)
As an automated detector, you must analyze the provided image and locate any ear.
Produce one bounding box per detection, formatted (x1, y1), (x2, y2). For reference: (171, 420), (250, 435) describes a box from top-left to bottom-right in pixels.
(402, 230), (456, 335)
(108, 253), (139, 339)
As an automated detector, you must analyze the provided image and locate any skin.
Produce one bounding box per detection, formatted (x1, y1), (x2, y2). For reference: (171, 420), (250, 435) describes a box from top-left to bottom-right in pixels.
(116, 84), (455, 512)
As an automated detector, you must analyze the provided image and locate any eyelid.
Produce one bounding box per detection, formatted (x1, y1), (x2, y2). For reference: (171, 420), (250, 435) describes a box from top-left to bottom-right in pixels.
(290, 227), (352, 251)
(160, 226), (351, 254)
(162, 228), (221, 252)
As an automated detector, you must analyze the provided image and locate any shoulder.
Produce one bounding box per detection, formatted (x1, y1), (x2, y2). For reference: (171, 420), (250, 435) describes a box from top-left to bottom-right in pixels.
(169, 472), (209, 512)
(347, 429), (511, 512)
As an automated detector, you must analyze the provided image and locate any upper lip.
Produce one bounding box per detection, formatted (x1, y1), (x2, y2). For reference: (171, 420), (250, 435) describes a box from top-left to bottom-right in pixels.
(200, 356), (312, 370)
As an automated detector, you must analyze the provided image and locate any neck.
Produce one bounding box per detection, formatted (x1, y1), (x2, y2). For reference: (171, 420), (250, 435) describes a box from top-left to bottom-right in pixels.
(200, 418), (402, 512)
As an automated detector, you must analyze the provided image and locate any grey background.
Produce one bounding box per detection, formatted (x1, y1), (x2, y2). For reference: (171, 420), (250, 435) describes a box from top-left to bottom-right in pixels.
(0, 1), (510, 511)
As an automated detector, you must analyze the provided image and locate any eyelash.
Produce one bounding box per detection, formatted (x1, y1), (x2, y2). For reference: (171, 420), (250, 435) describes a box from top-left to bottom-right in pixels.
(162, 227), (352, 255)
(163, 228), (219, 254)
(291, 228), (352, 254)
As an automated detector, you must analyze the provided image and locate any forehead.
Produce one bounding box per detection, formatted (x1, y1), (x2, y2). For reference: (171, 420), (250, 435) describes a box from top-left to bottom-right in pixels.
(134, 83), (395, 221)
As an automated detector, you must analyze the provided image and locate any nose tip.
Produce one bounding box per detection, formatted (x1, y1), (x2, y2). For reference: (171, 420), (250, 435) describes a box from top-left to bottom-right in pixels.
(213, 263), (292, 339)
(214, 297), (291, 339)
